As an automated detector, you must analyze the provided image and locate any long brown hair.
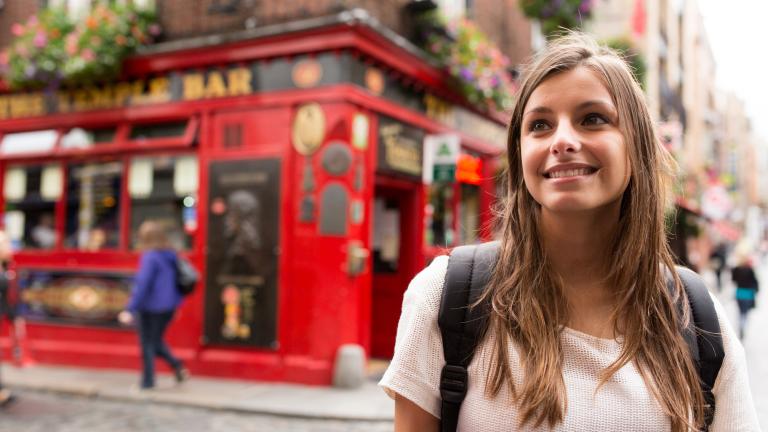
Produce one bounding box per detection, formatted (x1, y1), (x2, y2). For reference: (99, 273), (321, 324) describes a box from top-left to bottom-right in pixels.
(482, 33), (704, 430)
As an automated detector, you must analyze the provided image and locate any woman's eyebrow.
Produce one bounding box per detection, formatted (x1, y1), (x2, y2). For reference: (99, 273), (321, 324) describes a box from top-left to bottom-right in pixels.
(575, 100), (616, 111)
(522, 106), (553, 117)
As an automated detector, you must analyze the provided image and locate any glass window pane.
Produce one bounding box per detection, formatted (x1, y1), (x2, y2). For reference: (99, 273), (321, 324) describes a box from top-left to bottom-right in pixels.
(459, 184), (480, 244)
(65, 161), (123, 251)
(60, 127), (117, 149)
(0, 130), (58, 155)
(425, 182), (454, 247)
(130, 155), (197, 251)
(129, 121), (188, 140)
(3, 164), (58, 250)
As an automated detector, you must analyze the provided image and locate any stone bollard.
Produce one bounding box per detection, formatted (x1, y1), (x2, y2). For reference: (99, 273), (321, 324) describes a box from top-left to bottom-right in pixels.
(332, 344), (366, 389)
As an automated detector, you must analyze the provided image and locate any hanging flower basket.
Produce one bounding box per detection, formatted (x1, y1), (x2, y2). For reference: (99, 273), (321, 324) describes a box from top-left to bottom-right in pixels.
(0, 4), (160, 90)
(417, 12), (515, 111)
(520, 0), (593, 37)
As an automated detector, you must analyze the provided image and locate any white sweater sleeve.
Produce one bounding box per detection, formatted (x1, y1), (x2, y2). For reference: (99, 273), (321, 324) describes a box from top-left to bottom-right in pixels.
(709, 293), (761, 431)
(378, 255), (448, 419)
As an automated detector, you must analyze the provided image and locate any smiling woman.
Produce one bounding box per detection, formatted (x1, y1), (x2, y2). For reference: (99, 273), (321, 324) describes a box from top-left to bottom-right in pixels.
(380, 32), (759, 432)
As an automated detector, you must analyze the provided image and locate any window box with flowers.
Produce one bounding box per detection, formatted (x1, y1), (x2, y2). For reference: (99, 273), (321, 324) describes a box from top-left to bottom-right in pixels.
(415, 12), (516, 112)
(0, 3), (160, 90)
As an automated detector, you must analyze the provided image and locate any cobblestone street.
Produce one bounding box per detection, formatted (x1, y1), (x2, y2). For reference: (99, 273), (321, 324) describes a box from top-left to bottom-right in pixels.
(0, 390), (393, 432)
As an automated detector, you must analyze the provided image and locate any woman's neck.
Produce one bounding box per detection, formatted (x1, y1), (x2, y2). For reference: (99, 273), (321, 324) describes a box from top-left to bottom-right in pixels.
(540, 208), (618, 282)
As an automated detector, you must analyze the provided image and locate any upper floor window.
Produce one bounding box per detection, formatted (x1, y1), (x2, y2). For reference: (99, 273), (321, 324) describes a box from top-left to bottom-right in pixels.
(65, 160), (123, 251)
(3, 164), (62, 250)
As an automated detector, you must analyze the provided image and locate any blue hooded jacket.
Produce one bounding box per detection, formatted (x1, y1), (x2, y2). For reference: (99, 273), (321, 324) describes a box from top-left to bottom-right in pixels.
(126, 249), (182, 313)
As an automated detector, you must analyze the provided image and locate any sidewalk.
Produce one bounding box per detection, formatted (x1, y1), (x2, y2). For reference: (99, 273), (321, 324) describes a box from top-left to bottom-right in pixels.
(2, 363), (394, 421)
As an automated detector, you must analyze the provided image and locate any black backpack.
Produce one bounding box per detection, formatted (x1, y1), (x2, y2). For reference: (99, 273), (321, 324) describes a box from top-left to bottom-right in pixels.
(439, 241), (724, 432)
(176, 255), (199, 296)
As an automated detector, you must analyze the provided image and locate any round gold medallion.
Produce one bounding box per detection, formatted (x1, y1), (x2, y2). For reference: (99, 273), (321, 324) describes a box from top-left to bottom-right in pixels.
(292, 103), (326, 156)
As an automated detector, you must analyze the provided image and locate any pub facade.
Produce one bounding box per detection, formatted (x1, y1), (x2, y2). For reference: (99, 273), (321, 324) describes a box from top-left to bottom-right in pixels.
(0, 10), (507, 384)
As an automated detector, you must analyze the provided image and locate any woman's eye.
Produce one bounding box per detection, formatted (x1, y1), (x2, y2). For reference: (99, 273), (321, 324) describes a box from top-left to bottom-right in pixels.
(529, 120), (550, 132)
(583, 113), (608, 126)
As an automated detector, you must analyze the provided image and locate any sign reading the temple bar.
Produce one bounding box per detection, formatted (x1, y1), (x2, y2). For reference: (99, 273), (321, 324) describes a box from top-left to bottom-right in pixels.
(204, 158), (280, 348)
(376, 116), (424, 180)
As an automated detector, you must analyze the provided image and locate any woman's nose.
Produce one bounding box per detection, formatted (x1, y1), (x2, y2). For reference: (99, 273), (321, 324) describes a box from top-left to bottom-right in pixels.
(550, 123), (581, 155)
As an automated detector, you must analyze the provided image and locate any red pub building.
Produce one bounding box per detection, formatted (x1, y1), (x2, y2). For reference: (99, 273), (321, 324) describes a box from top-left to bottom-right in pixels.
(0, 10), (507, 385)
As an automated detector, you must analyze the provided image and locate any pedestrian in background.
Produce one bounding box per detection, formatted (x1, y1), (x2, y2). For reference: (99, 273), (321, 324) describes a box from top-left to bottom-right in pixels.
(731, 252), (759, 340)
(0, 230), (16, 407)
(381, 33), (758, 431)
(118, 220), (189, 390)
(710, 242), (728, 292)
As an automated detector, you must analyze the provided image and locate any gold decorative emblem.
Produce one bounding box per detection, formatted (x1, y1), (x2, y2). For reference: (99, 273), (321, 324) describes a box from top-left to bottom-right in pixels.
(292, 103), (326, 156)
(292, 59), (323, 88)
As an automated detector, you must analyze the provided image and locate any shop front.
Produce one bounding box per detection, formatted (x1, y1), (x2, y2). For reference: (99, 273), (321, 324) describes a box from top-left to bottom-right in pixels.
(0, 14), (506, 384)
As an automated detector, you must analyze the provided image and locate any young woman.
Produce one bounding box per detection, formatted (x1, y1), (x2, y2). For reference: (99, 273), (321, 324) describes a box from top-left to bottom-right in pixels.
(119, 220), (189, 390)
(380, 34), (759, 431)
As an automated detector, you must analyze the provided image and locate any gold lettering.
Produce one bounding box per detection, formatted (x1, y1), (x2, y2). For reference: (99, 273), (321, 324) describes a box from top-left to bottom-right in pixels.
(204, 72), (228, 99)
(89, 87), (113, 109)
(56, 91), (71, 113)
(113, 82), (133, 106)
(0, 96), (9, 119)
(148, 77), (171, 102)
(227, 68), (252, 96)
(28, 93), (45, 116)
(9, 95), (32, 118)
(183, 73), (205, 100)
(72, 89), (90, 111)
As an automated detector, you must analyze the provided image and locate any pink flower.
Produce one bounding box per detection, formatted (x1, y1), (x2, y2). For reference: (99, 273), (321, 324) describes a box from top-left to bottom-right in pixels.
(81, 48), (95, 61)
(33, 31), (47, 48)
(0, 51), (8, 66)
(11, 23), (25, 37)
(66, 34), (78, 55)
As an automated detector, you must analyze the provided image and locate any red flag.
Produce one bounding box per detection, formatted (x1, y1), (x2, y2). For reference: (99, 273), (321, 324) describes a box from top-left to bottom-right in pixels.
(632, 0), (646, 38)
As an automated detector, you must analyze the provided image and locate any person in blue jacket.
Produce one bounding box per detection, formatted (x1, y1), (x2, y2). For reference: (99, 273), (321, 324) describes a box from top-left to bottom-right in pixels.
(119, 220), (189, 390)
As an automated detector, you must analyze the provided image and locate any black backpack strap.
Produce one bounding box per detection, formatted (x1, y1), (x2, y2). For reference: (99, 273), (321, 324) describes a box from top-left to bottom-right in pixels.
(438, 241), (499, 432)
(675, 266), (724, 429)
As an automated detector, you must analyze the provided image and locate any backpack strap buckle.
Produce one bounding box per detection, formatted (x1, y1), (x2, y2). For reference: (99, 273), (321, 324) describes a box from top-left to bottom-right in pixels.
(440, 364), (469, 404)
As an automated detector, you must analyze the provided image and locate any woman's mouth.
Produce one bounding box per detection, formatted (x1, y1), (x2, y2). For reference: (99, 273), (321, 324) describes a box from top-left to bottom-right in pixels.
(544, 167), (598, 179)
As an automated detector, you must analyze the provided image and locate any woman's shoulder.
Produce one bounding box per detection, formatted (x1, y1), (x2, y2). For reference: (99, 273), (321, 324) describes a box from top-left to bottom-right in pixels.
(402, 255), (449, 313)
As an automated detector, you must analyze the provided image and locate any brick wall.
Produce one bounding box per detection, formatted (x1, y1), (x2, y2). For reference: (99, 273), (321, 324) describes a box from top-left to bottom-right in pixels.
(472, 0), (533, 68)
(0, 1), (41, 50)
(157, 0), (413, 41)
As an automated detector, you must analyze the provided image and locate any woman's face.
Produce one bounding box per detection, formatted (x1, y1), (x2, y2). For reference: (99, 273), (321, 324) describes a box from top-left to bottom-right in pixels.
(520, 66), (630, 216)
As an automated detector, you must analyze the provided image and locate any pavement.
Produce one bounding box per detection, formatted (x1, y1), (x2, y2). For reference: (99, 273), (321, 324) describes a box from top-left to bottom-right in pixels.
(1, 362), (394, 421)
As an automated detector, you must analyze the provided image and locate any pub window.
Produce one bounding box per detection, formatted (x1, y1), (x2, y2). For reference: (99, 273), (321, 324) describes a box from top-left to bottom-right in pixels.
(0, 130), (58, 156)
(129, 120), (189, 141)
(425, 182), (454, 247)
(458, 183), (480, 244)
(65, 161), (123, 250)
(60, 127), (117, 149)
(129, 155), (198, 250)
(3, 164), (61, 250)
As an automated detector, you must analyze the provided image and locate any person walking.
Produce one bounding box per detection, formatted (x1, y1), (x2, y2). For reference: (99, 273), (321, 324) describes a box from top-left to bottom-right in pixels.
(119, 220), (189, 390)
(731, 253), (759, 340)
(380, 33), (759, 431)
(0, 230), (15, 408)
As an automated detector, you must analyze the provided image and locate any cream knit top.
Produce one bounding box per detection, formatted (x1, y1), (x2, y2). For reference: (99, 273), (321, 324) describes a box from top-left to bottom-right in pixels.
(380, 256), (760, 431)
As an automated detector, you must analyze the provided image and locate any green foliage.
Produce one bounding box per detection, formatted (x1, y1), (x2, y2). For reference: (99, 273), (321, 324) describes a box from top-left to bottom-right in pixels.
(416, 12), (515, 111)
(0, 4), (160, 90)
(519, 0), (594, 37)
(603, 37), (647, 89)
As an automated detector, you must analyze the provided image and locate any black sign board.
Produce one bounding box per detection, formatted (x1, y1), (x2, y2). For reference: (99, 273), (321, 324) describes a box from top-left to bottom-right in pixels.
(376, 116), (424, 181)
(204, 159), (281, 348)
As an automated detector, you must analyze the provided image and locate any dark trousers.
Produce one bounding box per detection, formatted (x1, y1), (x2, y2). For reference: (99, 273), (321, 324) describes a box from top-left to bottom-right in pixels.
(137, 310), (182, 388)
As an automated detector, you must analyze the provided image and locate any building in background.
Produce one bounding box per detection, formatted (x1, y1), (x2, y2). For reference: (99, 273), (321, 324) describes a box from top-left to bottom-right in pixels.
(0, 0), (534, 384)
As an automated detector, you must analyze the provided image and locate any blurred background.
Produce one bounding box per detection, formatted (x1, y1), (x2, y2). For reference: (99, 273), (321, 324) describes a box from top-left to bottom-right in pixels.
(0, 1), (764, 430)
